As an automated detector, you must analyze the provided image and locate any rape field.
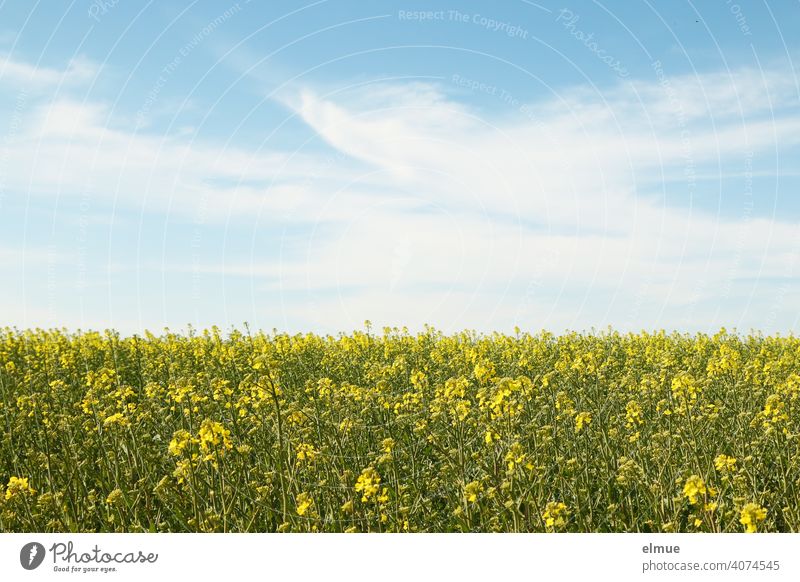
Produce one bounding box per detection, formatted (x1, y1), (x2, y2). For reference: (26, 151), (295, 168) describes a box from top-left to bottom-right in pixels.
(0, 326), (798, 532)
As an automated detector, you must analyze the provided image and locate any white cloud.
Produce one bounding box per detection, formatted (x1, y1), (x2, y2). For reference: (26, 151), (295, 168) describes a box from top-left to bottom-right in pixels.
(3, 56), (800, 333)
(265, 70), (800, 332)
(4, 98), (371, 223)
(0, 54), (97, 88)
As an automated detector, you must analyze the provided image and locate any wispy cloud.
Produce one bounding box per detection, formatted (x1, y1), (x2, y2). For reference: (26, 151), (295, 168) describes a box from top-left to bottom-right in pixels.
(0, 54), (98, 88)
(2, 50), (800, 333)
(267, 67), (800, 331)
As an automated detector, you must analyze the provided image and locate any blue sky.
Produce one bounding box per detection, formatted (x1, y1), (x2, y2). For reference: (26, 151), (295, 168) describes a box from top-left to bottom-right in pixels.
(1, 0), (799, 334)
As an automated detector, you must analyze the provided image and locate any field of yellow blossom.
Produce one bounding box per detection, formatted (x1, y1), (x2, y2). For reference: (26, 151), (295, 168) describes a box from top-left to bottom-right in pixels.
(1, 326), (798, 532)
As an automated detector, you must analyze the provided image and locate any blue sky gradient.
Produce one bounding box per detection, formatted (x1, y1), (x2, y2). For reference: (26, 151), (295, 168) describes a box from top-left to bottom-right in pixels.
(1, 1), (799, 333)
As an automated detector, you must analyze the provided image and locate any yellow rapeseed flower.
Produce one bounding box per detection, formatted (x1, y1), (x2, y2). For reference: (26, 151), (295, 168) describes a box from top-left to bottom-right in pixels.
(671, 372), (700, 404)
(295, 492), (314, 516)
(296, 443), (318, 463)
(713, 454), (737, 473)
(410, 370), (427, 390)
(355, 467), (381, 503)
(474, 361), (495, 384)
(575, 411), (593, 433)
(168, 429), (192, 456)
(464, 481), (483, 503)
(103, 412), (128, 427)
(739, 503), (767, 533)
(197, 419), (232, 459)
(5, 476), (35, 500)
(683, 475), (706, 505)
(625, 401), (643, 429)
(542, 501), (569, 529)
(377, 488), (389, 504)
(504, 442), (528, 471)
